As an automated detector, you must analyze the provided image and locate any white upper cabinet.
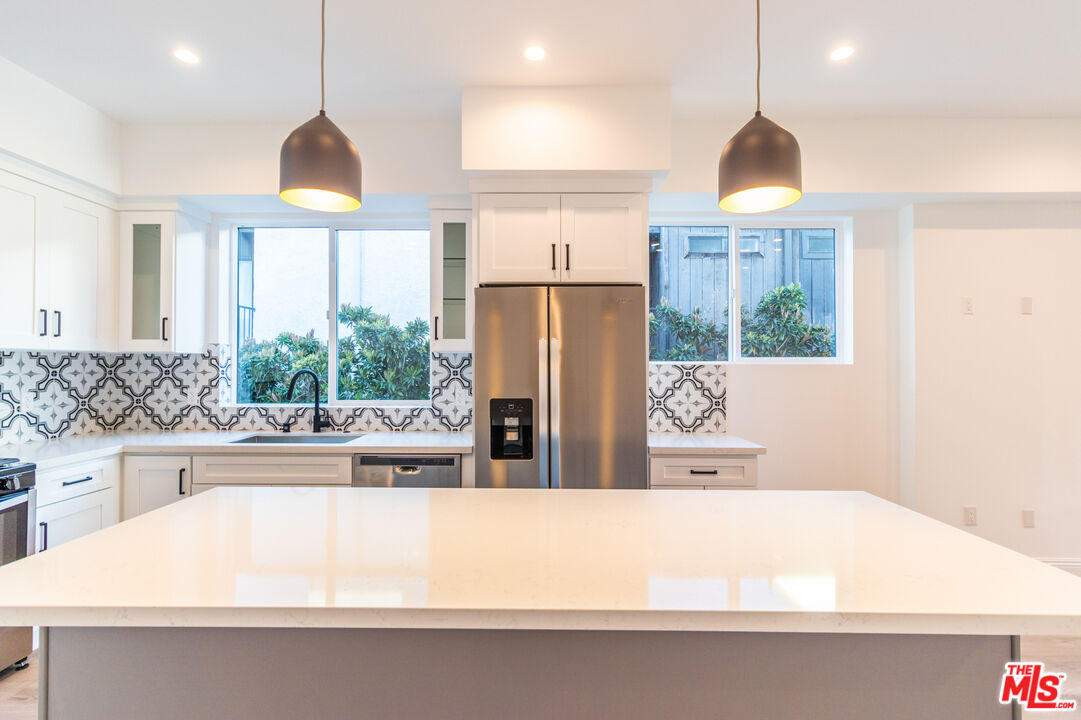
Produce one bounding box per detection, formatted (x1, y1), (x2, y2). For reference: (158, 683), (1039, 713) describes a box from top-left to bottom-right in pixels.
(477, 194), (561, 284)
(477, 193), (647, 285)
(0, 168), (116, 351)
(560, 193), (646, 284)
(430, 209), (473, 352)
(119, 210), (206, 353)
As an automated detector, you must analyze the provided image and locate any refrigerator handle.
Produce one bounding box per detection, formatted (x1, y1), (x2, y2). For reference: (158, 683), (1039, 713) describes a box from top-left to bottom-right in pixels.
(537, 338), (549, 488)
(550, 337), (561, 489)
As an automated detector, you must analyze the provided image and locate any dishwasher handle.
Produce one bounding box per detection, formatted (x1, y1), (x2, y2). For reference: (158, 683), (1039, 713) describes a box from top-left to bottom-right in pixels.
(394, 466), (421, 475)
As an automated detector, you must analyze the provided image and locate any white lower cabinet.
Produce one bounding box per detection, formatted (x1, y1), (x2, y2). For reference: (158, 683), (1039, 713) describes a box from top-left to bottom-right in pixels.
(35, 457), (120, 551)
(648, 455), (758, 489)
(192, 455), (353, 491)
(122, 455), (192, 519)
(37, 487), (119, 551)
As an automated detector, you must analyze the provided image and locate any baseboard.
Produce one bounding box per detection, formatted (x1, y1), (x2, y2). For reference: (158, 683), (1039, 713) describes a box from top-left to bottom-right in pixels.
(1038, 558), (1081, 577)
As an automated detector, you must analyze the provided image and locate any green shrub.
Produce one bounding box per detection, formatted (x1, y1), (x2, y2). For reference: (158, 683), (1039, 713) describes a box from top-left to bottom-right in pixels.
(649, 300), (727, 361)
(237, 304), (430, 403)
(649, 283), (834, 360)
(742, 284), (835, 358)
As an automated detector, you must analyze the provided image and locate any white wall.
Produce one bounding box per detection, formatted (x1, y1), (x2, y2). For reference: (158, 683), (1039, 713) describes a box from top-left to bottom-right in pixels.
(461, 85), (671, 172)
(725, 210), (899, 500)
(0, 56), (121, 194)
(120, 117), (463, 197)
(907, 203), (1081, 561)
(667, 116), (1081, 195)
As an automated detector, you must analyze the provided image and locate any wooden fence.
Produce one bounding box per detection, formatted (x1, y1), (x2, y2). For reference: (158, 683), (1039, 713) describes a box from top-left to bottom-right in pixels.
(648, 226), (836, 358)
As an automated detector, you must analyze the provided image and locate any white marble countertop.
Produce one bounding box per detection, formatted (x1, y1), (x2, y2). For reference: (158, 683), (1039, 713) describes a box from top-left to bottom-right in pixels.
(0, 431), (473, 469)
(648, 433), (765, 455)
(1, 487), (1079, 635)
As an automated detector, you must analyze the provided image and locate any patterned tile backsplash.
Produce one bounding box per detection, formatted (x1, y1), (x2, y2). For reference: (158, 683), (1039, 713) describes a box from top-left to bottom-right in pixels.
(647, 364), (727, 433)
(0, 346), (724, 444)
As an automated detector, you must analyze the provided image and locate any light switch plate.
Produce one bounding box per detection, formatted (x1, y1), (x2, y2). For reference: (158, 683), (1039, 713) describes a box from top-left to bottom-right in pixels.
(963, 506), (978, 526)
(1022, 509), (1036, 528)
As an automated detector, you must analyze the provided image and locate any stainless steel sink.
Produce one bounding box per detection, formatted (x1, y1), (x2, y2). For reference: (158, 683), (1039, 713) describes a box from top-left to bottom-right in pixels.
(230, 433), (365, 445)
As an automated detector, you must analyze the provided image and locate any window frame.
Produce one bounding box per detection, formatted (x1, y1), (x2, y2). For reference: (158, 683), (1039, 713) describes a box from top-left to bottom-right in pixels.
(226, 215), (433, 408)
(648, 214), (853, 365)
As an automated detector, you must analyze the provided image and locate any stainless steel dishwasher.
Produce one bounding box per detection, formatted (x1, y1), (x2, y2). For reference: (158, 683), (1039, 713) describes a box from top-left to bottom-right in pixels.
(353, 455), (461, 488)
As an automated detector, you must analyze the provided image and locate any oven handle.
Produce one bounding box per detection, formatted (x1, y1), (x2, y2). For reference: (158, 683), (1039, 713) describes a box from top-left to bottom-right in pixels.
(0, 490), (31, 513)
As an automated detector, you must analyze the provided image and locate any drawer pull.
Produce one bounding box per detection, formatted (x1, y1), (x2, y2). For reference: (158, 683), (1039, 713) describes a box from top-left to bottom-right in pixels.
(689, 469), (719, 475)
(61, 475), (94, 487)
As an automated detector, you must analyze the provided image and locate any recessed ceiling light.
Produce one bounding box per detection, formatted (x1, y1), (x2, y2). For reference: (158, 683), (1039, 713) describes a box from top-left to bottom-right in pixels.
(830, 45), (854, 62)
(524, 46), (546, 62)
(173, 48), (200, 64)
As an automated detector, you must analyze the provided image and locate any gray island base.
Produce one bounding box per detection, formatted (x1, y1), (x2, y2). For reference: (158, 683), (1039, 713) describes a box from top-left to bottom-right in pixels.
(43, 627), (1013, 720)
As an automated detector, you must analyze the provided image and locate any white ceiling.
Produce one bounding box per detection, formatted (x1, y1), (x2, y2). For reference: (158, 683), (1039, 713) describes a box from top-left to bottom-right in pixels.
(2, 0), (1079, 123)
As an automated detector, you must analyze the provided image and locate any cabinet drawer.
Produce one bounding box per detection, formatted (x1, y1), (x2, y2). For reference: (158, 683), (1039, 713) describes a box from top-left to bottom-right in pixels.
(37, 458), (117, 507)
(649, 456), (757, 489)
(193, 455), (353, 486)
(36, 485), (119, 551)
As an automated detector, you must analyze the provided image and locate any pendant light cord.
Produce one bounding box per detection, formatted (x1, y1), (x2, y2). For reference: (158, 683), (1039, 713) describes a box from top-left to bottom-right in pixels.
(320, 0), (326, 113)
(755, 0), (761, 114)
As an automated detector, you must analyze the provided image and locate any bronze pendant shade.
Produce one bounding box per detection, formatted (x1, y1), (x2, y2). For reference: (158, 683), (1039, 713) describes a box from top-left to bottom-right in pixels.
(717, 111), (801, 213)
(280, 110), (362, 212)
(279, 0), (362, 212)
(718, 0), (802, 214)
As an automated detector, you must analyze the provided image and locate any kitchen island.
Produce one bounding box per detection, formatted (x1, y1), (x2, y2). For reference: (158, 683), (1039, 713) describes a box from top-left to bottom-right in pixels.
(2, 487), (1080, 719)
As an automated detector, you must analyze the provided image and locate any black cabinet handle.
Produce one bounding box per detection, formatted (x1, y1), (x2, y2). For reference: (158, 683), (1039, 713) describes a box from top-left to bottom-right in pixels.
(551, 243), (556, 271)
(162, 317), (169, 342)
(62, 475), (93, 487)
(53, 310), (61, 338)
(434, 316), (439, 341)
(565, 244), (570, 271)
(179, 467), (186, 496)
(39, 521), (48, 551)
(689, 469), (719, 475)
(39, 309), (47, 337)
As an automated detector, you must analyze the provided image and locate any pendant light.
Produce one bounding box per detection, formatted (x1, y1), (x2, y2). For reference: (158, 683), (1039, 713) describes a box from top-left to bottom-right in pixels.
(718, 0), (802, 214)
(279, 0), (362, 212)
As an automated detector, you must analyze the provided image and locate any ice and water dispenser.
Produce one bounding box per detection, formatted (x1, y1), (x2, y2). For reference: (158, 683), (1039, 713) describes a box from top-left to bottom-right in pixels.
(489, 398), (533, 460)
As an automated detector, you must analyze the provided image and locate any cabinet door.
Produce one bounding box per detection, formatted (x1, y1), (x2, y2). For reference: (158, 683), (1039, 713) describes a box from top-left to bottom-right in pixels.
(477, 194), (560, 284)
(122, 455), (191, 519)
(36, 486), (119, 551)
(119, 211), (175, 352)
(430, 210), (471, 351)
(560, 193), (646, 284)
(0, 170), (48, 349)
(45, 194), (112, 351)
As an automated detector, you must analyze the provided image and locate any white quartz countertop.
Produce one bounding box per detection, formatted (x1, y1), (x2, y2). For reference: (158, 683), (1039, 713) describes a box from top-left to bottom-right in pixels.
(0, 431), (473, 468)
(648, 433), (765, 455)
(1, 487), (1079, 635)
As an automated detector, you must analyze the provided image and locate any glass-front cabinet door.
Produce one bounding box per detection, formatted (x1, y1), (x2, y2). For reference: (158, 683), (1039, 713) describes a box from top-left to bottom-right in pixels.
(119, 211), (174, 352)
(430, 210), (472, 352)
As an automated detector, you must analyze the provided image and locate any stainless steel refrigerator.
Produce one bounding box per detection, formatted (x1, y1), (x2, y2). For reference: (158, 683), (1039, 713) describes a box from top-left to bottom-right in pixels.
(475, 285), (647, 489)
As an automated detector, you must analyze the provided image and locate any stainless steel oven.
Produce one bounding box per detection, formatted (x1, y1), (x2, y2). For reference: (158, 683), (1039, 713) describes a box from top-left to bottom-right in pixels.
(0, 461), (36, 672)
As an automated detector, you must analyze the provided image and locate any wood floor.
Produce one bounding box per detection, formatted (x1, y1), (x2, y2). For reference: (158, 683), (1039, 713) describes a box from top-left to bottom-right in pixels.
(0, 639), (1078, 719)
(0, 654), (36, 720)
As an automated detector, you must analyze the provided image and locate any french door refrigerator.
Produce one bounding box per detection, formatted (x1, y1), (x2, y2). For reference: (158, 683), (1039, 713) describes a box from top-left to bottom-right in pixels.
(475, 285), (647, 489)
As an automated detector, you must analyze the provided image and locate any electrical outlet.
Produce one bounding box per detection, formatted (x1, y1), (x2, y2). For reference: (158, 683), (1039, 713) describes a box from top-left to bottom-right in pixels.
(1022, 509), (1036, 528)
(962, 297), (975, 315)
(963, 506), (978, 526)
(1020, 297), (1034, 315)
